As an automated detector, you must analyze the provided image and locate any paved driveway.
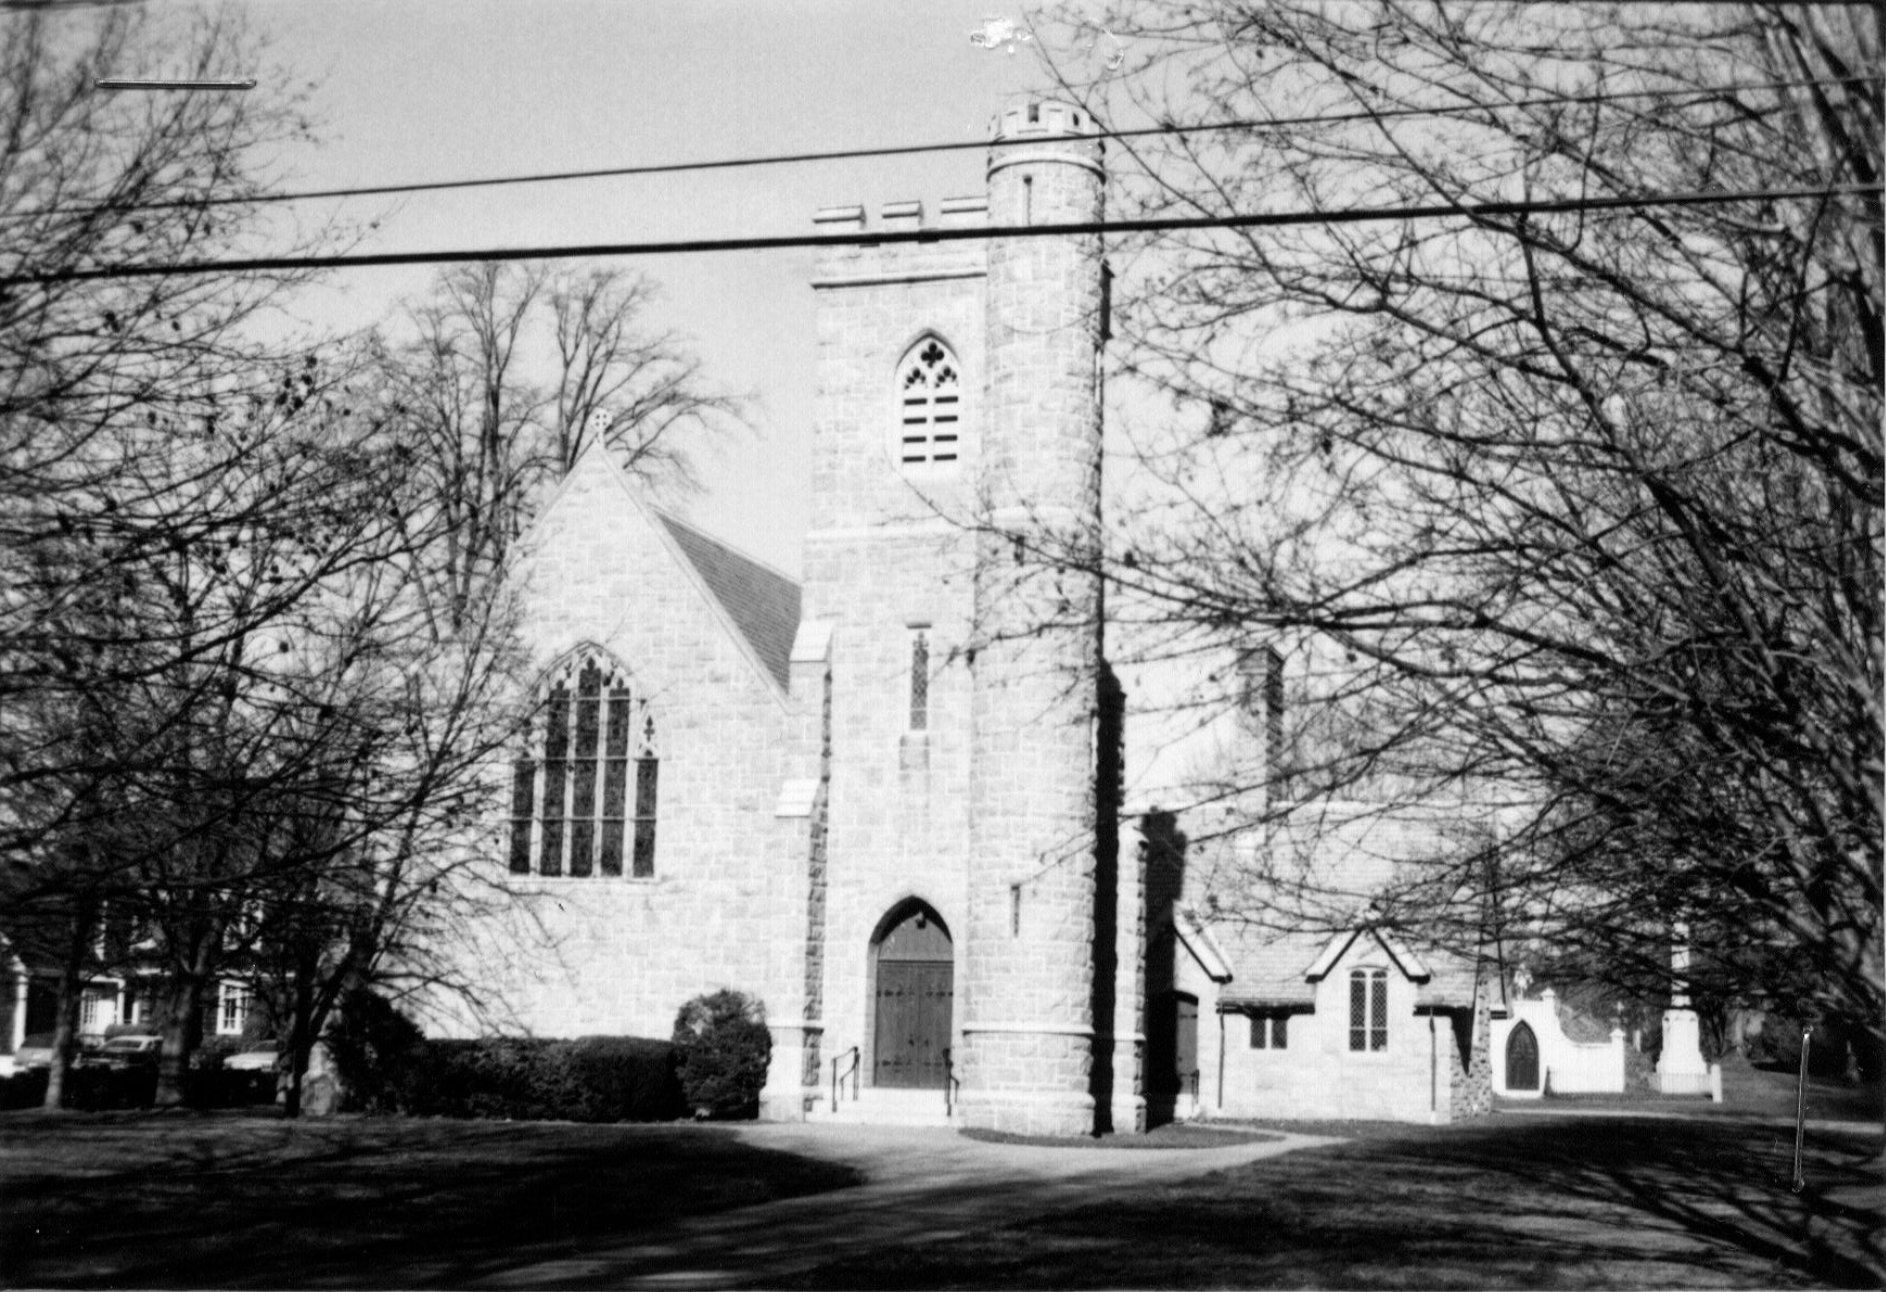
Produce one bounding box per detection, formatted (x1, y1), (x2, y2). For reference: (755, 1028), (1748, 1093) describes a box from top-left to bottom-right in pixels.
(468, 1124), (1340, 1290)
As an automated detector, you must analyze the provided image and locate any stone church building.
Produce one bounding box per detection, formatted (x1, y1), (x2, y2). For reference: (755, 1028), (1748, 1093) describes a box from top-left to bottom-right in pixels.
(448, 98), (1493, 1134)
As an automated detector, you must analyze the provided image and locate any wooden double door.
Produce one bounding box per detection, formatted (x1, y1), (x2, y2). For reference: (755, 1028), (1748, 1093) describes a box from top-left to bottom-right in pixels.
(873, 905), (954, 1089)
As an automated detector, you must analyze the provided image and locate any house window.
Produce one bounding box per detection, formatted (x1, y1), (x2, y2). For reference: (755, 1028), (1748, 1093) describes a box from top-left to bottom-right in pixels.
(218, 983), (251, 1036)
(1248, 1013), (1289, 1050)
(908, 627), (931, 731)
(510, 652), (659, 878)
(1349, 968), (1388, 1051)
(897, 336), (962, 465)
(79, 988), (110, 1033)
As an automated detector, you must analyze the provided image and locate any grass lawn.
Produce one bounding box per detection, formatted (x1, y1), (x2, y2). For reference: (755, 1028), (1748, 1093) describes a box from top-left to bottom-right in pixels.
(780, 1116), (1883, 1290)
(1497, 1056), (1886, 1124)
(0, 1095), (1878, 1289)
(0, 1110), (861, 1288)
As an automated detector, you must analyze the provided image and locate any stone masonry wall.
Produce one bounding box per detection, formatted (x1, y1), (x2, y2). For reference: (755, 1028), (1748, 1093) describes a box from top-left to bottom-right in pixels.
(431, 455), (808, 1054)
(1450, 983), (1494, 1118)
(960, 102), (1110, 1136)
(803, 207), (984, 1094)
(1213, 937), (1455, 1123)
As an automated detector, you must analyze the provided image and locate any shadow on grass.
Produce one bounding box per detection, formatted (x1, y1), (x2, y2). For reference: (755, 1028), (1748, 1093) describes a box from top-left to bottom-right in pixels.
(0, 1110), (862, 1289)
(781, 1117), (1883, 1290)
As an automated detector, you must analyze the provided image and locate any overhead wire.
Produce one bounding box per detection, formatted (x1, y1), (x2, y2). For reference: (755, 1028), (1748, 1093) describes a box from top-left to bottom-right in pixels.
(4, 73), (1876, 221)
(3, 182), (1872, 286)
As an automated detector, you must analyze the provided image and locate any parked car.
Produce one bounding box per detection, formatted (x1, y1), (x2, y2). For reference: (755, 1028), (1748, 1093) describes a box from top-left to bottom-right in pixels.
(13, 1033), (105, 1070)
(13, 1033), (55, 1070)
(224, 1042), (279, 1073)
(85, 1034), (162, 1069)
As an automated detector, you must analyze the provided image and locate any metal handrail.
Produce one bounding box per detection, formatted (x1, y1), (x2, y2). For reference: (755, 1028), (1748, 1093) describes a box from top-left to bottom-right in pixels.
(830, 1045), (860, 1110)
(943, 1046), (959, 1119)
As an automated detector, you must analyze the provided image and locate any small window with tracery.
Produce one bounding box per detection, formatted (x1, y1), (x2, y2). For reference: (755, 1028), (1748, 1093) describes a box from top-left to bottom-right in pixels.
(1349, 968), (1388, 1052)
(908, 627), (931, 731)
(897, 336), (961, 466)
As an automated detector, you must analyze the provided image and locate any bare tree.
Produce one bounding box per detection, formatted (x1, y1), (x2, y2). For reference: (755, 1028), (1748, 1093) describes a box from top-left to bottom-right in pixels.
(1042, 3), (1880, 1050)
(0, 9), (535, 1109)
(0, 4), (344, 1103)
(370, 263), (744, 634)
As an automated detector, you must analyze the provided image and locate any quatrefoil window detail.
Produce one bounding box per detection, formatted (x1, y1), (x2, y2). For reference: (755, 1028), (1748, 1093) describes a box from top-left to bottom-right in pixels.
(897, 336), (962, 466)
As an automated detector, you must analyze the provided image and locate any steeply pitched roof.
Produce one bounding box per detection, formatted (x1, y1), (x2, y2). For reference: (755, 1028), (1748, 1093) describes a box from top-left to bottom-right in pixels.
(655, 512), (802, 692)
(1209, 922), (1326, 1007)
(1210, 918), (1481, 1009)
(1200, 801), (1487, 1009)
(1305, 927), (1432, 983)
(1174, 906), (1234, 983)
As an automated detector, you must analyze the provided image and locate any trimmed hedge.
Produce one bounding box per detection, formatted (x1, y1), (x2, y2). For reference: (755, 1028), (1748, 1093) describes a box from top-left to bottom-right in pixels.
(0, 1064), (152, 1110)
(407, 1035), (684, 1123)
(1, 1069), (47, 1110)
(0, 1058), (271, 1111)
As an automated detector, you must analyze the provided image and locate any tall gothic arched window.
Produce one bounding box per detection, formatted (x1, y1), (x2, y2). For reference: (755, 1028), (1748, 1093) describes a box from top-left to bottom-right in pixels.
(509, 651), (659, 878)
(896, 335), (961, 466)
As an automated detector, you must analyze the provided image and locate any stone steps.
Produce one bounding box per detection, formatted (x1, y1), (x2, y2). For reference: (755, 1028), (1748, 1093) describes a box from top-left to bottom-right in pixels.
(809, 1084), (954, 1127)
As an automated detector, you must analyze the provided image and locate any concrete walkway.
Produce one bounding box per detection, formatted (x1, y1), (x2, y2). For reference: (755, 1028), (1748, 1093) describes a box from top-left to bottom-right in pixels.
(469, 1123), (1340, 1290)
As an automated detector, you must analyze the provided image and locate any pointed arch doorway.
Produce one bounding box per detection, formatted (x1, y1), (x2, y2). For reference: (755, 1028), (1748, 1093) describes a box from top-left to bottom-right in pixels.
(871, 901), (953, 1089)
(1506, 1021), (1540, 1092)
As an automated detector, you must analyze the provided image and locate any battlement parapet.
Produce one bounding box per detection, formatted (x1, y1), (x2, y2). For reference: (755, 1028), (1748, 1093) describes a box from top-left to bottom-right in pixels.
(987, 98), (1104, 180)
(990, 98), (1097, 141)
(810, 198), (988, 286)
(811, 198), (988, 235)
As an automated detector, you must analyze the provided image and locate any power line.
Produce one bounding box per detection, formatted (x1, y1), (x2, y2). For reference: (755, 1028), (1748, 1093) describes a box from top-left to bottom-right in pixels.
(7, 74), (1875, 221)
(4, 183), (1871, 287)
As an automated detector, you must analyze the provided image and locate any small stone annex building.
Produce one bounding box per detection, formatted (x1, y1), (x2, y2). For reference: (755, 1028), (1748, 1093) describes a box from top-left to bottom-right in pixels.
(443, 98), (1493, 1133)
(1147, 805), (1494, 1125)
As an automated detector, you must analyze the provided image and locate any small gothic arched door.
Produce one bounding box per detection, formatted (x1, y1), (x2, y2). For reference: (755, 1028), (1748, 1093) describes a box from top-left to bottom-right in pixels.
(1146, 990), (1199, 1118)
(1506, 1021), (1540, 1091)
(872, 904), (953, 1089)
(1174, 993), (1200, 1095)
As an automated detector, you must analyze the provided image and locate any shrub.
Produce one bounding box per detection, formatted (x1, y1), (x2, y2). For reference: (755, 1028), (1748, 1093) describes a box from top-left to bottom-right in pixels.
(324, 987), (427, 1113)
(189, 1034), (247, 1074)
(407, 1035), (683, 1122)
(1750, 1016), (1880, 1082)
(178, 1064), (276, 1109)
(672, 990), (771, 1119)
(0, 1069), (47, 1110)
(64, 1064), (156, 1111)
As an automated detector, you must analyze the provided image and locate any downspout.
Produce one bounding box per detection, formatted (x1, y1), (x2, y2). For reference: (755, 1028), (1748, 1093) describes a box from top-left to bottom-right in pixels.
(1216, 1009), (1226, 1111)
(1429, 1013), (1438, 1115)
(10, 968), (25, 1052)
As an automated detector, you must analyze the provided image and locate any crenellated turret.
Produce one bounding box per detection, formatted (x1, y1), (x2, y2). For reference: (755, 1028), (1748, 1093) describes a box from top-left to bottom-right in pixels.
(956, 98), (1118, 1136)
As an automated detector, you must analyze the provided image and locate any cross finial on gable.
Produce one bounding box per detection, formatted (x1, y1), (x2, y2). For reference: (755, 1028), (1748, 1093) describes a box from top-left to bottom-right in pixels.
(587, 408), (615, 443)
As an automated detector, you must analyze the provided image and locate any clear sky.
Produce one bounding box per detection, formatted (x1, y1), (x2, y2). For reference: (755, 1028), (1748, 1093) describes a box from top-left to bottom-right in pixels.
(220, 0), (1122, 577)
(78, 0), (1215, 804)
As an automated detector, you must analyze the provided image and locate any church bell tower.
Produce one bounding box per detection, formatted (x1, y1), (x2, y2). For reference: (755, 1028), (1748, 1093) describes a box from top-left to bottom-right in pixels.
(956, 99), (1115, 1136)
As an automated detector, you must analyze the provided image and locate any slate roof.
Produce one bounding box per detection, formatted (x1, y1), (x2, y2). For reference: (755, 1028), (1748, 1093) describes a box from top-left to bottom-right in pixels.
(1195, 802), (1486, 1009)
(655, 512), (802, 692)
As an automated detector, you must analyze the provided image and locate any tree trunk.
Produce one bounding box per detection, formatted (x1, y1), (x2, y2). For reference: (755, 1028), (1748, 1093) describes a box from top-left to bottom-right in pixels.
(41, 902), (97, 1111)
(282, 955), (317, 1119)
(154, 976), (205, 1108)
